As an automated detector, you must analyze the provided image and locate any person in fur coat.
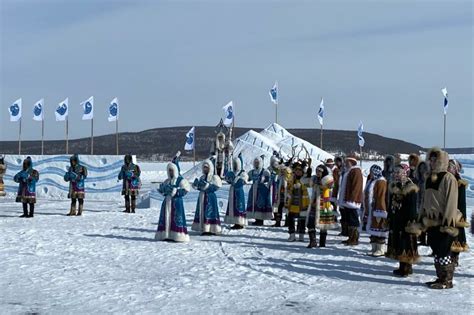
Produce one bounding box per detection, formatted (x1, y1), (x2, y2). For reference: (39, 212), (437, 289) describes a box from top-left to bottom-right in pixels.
(331, 157), (344, 232)
(224, 155), (249, 229)
(406, 147), (468, 289)
(447, 159), (469, 266)
(286, 161), (311, 242)
(306, 164), (337, 248)
(118, 154), (141, 213)
(364, 165), (388, 257)
(64, 154), (88, 216)
(192, 160), (223, 235)
(13, 157), (39, 218)
(386, 164), (420, 276)
(246, 156), (273, 226)
(337, 154), (363, 246)
(155, 157), (190, 242)
(272, 160), (292, 227)
(415, 161), (429, 246)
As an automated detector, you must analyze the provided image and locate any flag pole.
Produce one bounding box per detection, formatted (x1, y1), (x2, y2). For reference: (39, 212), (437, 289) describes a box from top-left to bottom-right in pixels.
(320, 124), (323, 149)
(116, 118), (119, 155)
(275, 101), (278, 124)
(193, 127), (196, 166)
(41, 117), (44, 155)
(91, 118), (94, 155)
(19, 118), (22, 155)
(359, 145), (363, 167)
(443, 113), (446, 149)
(66, 117), (69, 154)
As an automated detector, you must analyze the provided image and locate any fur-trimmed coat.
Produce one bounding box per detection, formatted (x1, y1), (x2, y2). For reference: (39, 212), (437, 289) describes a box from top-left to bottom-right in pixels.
(364, 177), (389, 238)
(451, 178), (469, 252)
(416, 148), (466, 237)
(386, 180), (420, 264)
(337, 166), (363, 209)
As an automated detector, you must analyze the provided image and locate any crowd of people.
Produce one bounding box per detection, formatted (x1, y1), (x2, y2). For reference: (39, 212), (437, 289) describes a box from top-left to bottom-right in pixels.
(7, 145), (471, 290)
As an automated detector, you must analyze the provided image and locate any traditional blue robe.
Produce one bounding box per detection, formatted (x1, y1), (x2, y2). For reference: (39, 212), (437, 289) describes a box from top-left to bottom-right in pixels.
(224, 159), (248, 226)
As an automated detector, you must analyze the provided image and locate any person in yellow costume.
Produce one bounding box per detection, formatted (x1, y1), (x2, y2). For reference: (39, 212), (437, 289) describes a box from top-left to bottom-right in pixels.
(286, 161), (310, 242)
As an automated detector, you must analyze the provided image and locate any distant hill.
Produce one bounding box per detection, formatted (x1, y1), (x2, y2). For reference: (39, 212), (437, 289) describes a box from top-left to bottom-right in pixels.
(0, 126), (423, 160)
(443, 148), (474, 154)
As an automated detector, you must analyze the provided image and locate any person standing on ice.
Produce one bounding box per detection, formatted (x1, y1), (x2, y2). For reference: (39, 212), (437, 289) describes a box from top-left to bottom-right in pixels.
(0, 155), (7, 197)
(386, 164), (420, 277)
(13, 156), (39, 218)
(224, 154), (249, 229)
(363, 165), (388, 257)
(268, 154), (281, 226)
(330, 156), (343, 228)
(337, 154), (363, 246)
(286, 161), (311, 242)
(118, 154), (141, 213)
(64, 154), (88, 216)
(155, 153), (190, 242)
(246, 156), (273, 226)
(272, 159), (292, 227)
(447, 159), (469, 267)
(415, 161), (429, 246)
(306, 164), (337, 248)
(192, 159), (223, 235)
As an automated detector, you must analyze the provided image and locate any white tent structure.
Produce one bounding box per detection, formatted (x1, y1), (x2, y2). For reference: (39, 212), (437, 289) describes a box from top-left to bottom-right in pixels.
(183, 123), (333, 179)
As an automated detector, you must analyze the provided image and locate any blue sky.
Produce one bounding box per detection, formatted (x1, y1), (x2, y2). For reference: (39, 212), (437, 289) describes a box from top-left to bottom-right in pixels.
(1, 0), (472, 148)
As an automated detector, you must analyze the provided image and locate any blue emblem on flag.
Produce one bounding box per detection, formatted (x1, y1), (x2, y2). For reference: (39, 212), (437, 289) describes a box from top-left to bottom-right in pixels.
(186, 132), (194, 145)
(226, 107), (233, 120)
(318, 107), (324, 118)
(109, 103), (118, 116)
(57, 103), (67, 115)
(10, 104), (20, 116)
(34, 104), (42, 116)
(84, 101), (93, 114)
(270, 87), (277, 102)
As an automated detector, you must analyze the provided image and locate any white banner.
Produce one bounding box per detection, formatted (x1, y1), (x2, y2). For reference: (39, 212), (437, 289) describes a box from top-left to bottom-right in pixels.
(33, 98), (44, 121)
(55, 98), (69, 121)
(9, 98), (22, 122)
(81, 96), (94, 120)
(108, 97), (119, 122)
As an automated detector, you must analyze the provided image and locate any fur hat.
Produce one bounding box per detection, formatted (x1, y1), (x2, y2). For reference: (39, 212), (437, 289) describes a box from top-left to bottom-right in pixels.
(324, 158), (335, 166)
(346, 153), (358, 165)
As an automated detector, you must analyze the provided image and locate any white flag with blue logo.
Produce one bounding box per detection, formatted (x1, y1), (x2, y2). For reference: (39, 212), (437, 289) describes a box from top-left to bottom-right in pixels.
(33, 99), (44, 121)
(358, 121), (365, 147)
(9, 98), (22, 122)
(184, 126), (195, 151)
(317, 98), (324, 126)
(81, 96), (94, 120)
(55, 98), (69, 121)
(441, 87), (448, 115)
(222, 101), (234, 127)
(108, 97), (119, 122)
(269, 81), (278, 104)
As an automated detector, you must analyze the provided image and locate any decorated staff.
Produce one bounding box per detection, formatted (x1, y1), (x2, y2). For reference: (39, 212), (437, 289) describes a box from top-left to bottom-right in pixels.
(155, 153), (190, 242)
(64, 154), (88, 216)
(118, 154), (141, 213)
(13, 157), (39, 218)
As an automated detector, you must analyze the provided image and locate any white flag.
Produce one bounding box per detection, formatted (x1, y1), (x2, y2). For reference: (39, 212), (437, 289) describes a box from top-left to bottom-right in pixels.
(269, 81), (278, 104)
(222, 101), (234, 127)
(441, 87), (448, 115)
(81, 96), (94, 120)
(358, 121), (365, 147)
(55, 98), (69, 121)
(9, 98), (22, 122)
(184, 126), (195, 151)
(317, 98), (324, 126)
(108, 97), (119, 122)
(33, 99), (44, 121)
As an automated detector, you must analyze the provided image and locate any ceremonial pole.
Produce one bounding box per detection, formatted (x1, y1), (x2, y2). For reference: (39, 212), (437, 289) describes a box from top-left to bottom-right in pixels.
(320, 124), (323, 150)
(443, 113), (446, 149)
(441, 87), (449, 150)
(359, 145), (363, 167)
(193, 127), (196, 166)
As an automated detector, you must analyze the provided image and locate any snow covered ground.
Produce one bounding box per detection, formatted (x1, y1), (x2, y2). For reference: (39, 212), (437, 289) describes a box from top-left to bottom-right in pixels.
(1, 156), (473, 314)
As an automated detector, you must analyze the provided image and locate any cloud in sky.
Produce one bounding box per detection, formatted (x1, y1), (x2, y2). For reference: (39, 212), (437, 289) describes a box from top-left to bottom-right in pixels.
(1, 0), (472, 148)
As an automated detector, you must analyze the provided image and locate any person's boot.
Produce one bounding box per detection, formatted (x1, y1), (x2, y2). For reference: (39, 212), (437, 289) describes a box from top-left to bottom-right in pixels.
(405, 263), (413, 275)
(252, 219), (264, 226)
(319, 232), (327, 248)
(28, 204), (34, 218)
(67, 206), (76, 216)
(367, 243), (376, 256)
(430, 263), (454, 289)
(231, 224), (244, 230)
(284, 215), (290, 227)
(338, 222), (347, 236)
(20, 208), (28, 218)
(76, 203), (83, 216)
(426, 262), (442, 286)
(288, 233), (296, 242)
(272, 220), (281, 227)
(451, 253), (459, 267)
(418, 232), (427, 246)
(298, 233), (305, 242)
(123, 199), (131, 213)
(393, 262), (406, 277)
(344, 227), (359, 246)
(131, 199), (136, 213)
(307, 231), (317, 248)
(372, 244), (385, 257)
